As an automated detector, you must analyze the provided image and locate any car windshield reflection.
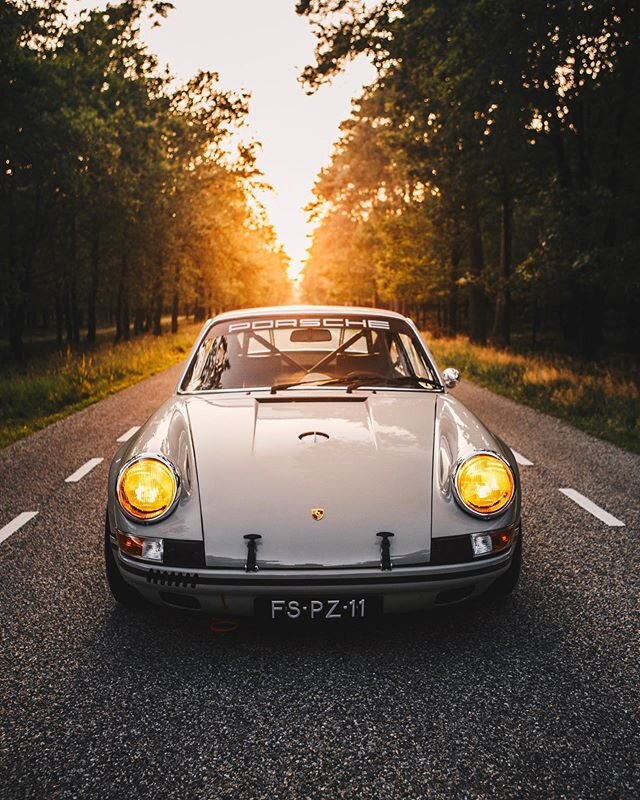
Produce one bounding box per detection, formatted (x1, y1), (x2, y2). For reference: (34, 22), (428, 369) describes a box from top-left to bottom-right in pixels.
(180, 314), (442, 392)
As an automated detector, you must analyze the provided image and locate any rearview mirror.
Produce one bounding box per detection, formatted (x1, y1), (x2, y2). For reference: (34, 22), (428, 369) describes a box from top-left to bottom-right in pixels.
(442, 367), (460, 389)
(290, 328), (333, 343)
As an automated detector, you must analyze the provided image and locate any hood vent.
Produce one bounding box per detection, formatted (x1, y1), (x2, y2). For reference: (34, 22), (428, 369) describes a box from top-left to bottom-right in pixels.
(256, 396), (367, 404)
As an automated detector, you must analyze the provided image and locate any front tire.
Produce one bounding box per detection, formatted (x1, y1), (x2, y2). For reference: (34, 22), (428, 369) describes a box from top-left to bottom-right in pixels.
(487, 527), (522, 598)
(104, 512), (146, 608)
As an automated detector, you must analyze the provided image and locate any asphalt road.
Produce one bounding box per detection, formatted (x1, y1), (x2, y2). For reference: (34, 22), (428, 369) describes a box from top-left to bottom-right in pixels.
(0, 365), (638, 799)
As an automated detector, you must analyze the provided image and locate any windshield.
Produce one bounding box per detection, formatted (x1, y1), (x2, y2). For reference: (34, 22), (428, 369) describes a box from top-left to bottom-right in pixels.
(180, 313), (441, 392)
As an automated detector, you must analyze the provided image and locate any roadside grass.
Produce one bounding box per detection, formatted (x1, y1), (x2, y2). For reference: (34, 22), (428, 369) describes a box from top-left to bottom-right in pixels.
(2, 322), (638, 454)
(0, 323), (202, 450)
(425, 336), (640, 453)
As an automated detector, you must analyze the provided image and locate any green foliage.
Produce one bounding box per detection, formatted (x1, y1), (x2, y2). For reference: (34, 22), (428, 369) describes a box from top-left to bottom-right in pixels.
(299, 0), (640, 360)
(0, 0), (290, 358)
(427, 335), (640, 452)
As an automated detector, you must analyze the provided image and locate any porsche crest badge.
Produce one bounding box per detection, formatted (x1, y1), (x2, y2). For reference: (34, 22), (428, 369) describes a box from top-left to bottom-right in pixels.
(311, 508), (325, 521)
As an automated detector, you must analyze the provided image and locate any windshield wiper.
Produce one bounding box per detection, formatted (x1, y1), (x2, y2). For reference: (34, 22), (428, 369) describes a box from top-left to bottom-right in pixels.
(270, 374), (442, 394)
(344, 374), (442, 393)
(270, 377), (347, 394)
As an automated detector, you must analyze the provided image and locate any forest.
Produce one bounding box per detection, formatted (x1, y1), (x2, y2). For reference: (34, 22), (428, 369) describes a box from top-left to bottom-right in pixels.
(0, 0), (290, 359)
(297, 0), (640, 360)
(3, 0), (639, 366)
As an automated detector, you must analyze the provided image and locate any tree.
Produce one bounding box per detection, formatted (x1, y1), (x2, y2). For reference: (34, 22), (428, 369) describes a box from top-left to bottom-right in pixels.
(298, 0), (640, 358)
(0, 0), (290, 358)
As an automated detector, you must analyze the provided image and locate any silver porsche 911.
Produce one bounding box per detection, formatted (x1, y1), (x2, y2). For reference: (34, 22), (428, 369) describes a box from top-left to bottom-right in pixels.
(105, 306), (522, 621)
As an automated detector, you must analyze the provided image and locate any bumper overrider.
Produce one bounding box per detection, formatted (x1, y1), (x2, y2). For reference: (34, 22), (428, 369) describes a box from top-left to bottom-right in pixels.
(108, 525), (520, 617)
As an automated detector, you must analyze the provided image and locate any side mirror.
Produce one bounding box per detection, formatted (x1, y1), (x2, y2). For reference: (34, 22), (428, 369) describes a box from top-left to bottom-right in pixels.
(442, 367), (460, 389)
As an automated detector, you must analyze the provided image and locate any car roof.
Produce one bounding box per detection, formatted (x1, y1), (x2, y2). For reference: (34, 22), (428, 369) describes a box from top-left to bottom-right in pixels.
(210, 305), (410, 323)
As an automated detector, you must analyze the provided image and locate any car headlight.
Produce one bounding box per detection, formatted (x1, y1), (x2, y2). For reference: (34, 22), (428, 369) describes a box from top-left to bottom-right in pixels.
(117, 454), (179, 522)
(453, 451), (515, 517)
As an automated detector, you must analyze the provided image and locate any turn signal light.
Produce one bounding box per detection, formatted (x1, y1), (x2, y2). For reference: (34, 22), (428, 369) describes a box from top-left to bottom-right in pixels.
(471, 529), (515, 558)
(471, 533), (492, 556)
(454, 452), (515, 517)
(116, 532), (164, 562)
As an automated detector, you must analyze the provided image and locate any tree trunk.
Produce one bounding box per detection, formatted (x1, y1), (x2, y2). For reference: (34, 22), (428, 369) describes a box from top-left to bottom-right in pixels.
(122, 291), (130, 342)
(492, 175), (513, 346)
(448, 220), (461, 338)
(133, 307), (144, 336)
(193, 279), (206, 322)
(55, 289), (64, 348)
(64, 265), (73, 345)
(531, 294), (538, 349)
(171, 289), (179, 333)
(625, 297), (640, 354)
(115, 251), (130, 343)
(153, 289), (163, 336)
(69, 215), (81, 344)
(549, 130), (572, 190)
(577, 284), (604, 361)
(171, 259), (181, 334)
(7, 303), (25, 359)
(51, 233), (64, 348)
(5, 185), (25, 358)
(466, 200), (487, 345)
(573, 100), (603, 360)
(87, 221), (100, 343)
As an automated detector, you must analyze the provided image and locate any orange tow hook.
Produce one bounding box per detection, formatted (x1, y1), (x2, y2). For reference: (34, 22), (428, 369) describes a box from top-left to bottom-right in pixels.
(209, 616), (240, 634)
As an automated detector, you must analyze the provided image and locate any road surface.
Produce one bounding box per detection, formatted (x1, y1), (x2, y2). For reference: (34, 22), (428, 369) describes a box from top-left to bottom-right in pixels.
(1, 366), (638, 799)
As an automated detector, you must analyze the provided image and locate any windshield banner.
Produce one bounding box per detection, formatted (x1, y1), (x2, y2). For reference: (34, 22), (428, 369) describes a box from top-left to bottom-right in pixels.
(225, 316), (393, 333)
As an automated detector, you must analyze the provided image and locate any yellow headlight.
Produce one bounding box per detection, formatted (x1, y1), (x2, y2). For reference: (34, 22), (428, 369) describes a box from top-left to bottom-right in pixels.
(117, 456), (178, 521)
(454, 452), (515, 516)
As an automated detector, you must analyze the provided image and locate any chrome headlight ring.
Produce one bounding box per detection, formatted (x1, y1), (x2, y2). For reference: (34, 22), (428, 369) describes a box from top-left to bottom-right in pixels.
(451, 449), (516, 519)
(116, 452), (181, 525)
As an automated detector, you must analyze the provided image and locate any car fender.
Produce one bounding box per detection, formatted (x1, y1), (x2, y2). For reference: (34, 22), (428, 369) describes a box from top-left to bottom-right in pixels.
(432, 393), (521, 537)
(107, 396), (203, 541)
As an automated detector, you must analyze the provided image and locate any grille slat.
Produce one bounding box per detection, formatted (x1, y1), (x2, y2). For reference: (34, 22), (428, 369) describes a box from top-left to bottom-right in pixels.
(147, 569), (197, 589)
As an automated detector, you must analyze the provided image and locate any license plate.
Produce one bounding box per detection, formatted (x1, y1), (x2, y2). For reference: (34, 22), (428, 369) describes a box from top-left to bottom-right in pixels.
(255, 596), (383, 621)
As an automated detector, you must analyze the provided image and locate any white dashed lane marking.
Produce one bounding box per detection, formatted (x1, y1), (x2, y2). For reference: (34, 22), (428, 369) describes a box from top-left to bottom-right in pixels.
(512, 449), (533, 466)
(117, 426), (140, 443)
(65, 458), (104, 483)
(0, 511), (39, 546)
(559, 488), (625, 527)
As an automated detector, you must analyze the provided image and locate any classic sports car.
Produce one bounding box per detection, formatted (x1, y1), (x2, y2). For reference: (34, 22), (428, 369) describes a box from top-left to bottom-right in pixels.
(105, 306), (522, 620)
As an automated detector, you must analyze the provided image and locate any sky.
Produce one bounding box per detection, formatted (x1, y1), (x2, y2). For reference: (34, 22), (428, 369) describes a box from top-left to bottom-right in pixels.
(74, 0), (375, 280)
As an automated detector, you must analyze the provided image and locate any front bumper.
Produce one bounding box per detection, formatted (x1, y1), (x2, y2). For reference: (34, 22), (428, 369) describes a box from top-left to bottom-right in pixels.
(109, 535), (517, 616)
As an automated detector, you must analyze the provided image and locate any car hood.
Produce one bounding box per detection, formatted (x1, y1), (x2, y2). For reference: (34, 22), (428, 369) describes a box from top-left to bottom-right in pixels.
(186, 392), (437, 569)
